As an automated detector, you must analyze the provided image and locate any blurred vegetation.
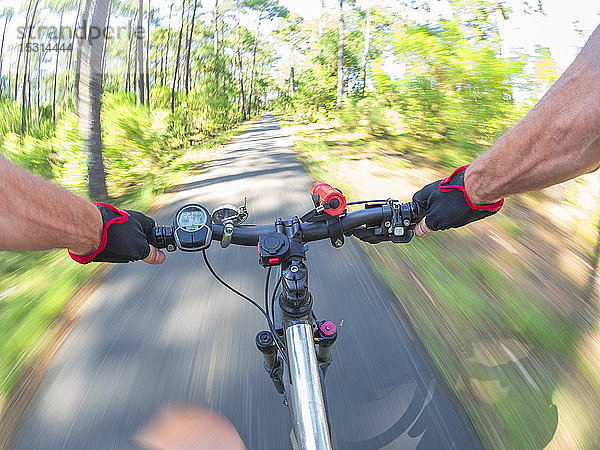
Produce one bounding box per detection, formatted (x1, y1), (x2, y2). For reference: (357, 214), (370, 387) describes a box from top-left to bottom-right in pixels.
(1, 0), (596, 447)
(271, 4), (553, 168)
(289, 120), (600, 449)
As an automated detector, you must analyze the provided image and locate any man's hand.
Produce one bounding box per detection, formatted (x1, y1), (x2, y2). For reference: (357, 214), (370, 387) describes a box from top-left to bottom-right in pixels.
(412, 166), (503, 237)
(69, 204), (165, 264)
(138, 405), (246, 450)
(0, 156), (165, 263)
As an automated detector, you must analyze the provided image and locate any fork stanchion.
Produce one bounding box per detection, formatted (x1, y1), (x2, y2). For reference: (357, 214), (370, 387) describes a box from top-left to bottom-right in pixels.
(256, 331), (285, 394)
(316, 321), (337, 374)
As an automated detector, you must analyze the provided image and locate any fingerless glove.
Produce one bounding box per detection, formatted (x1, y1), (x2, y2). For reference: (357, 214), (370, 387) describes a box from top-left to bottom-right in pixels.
(69, 203), (156, 263)
(412, 165), (503, 231)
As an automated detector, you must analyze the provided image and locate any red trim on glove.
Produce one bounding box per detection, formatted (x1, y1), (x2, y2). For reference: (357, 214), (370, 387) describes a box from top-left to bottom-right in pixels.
(68, 202), (129, 264)
(439, 165), (504, 212)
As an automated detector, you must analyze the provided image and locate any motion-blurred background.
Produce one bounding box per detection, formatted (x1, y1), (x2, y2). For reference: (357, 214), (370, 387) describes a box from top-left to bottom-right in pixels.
(0, 0), (599, 448)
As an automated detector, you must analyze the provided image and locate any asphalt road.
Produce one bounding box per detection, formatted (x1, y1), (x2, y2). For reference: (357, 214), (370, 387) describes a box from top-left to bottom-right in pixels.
(15, 115), (483, 449)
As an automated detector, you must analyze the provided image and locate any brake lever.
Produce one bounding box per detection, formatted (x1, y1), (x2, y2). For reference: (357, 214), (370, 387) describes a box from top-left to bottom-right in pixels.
(351, 200), (418, 244)
(351, 227), (414, 244)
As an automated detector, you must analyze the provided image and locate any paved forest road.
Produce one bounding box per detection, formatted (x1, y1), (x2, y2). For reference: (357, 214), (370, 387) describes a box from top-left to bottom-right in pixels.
(15, 115), (482, 449)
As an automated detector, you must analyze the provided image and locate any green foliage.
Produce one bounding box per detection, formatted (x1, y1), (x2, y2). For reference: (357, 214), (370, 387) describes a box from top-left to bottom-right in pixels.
(0, 94), (195, 197)
(384, 20), (525, 159)
(242, 0), (289, 21)
(339, 97), (388, 136)
(282, 66), (337, 120)
(277, 12), (538, 167)
(51, 112), (87, 193)
(101, 94), (176, 192)
(1, 133), (55, 179)
(0, 100), (21, 142)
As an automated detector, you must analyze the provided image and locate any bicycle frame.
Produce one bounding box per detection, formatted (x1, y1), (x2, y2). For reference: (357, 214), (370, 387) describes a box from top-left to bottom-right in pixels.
(269, 247), (335, 449)
(285, 321), (332, 450)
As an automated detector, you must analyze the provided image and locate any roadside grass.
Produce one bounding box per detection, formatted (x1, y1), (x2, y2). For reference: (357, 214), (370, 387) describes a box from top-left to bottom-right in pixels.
(287, 120), (600, 449)
(0, 252), (96, 404)
(369, 238), (571, 449)
(0, 120), (247, 429)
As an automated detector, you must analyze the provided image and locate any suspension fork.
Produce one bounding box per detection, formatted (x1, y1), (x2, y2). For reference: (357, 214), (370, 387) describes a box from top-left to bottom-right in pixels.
(285, 320), (332, 450)
(280, 258), (332, 450)
(256, 235), (337, 449)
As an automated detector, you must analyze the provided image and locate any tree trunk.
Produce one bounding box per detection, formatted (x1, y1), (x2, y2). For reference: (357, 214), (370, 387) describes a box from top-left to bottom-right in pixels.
(14, 0), (34, 100)
(336, 0), (344, 108)
(493, 4), (506, 57)
(125, 17), (133, 91)
(238, 57), (245, 120)
(361, 8), (370, 98)
(246, 13), (262, 119)
(65, 0), (82, 102)
(101, 0), (112, 76)
(236, 26), (246, 121)
(184, 0), (198, 96)
(133, 30), (137, 91)
(75, 0), (94, 112)
(290, 43), (295, 97)
(159, 43), (164, 86)
(256, 67), (264, 115)
(145, 0), (150, 104)
(213, 0), (219, 92)
(0, 14), (10, 92)
(21, 0), (41, 134)
(36, 49), (44, 125)
(163, 3), (172, 86)
(213, 0), (218, 54)
(136, 0), (145, 105)
(52, 10), (65, 122)
(80, 0), (110, 201)
(170, 0), (186, 112)
(318, 0), (325, 39)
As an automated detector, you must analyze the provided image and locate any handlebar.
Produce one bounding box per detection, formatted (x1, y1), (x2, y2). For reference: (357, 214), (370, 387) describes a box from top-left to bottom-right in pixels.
(150, 200), (421, 250)
(213, 207), (386, 246)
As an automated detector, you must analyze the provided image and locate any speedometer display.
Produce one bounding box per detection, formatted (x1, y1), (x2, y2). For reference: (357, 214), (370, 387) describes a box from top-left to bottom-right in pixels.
(178, 209), (206, 231)
(173, 204), (212, 251)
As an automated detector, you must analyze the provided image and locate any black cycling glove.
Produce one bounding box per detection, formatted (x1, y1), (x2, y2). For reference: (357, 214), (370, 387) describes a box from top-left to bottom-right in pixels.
(412, 165), (503, 231)
(69, 203), (156, 263)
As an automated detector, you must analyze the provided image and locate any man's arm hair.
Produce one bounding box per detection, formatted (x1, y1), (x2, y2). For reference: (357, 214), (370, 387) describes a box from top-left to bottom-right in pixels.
(0, 155), (103, 255)
(464, 24), (600, 204)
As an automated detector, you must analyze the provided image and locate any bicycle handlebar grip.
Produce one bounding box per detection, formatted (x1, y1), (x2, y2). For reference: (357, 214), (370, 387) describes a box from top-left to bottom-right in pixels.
(310, 182), (347, 216)
(411, 201), (425, 224)
(150, 226), (176, 252)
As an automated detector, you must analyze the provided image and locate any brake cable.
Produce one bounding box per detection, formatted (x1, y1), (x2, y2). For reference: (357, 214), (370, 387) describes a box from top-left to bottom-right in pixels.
(265, 267), (272, 321)
(346, 199), (387, 206)
(270, 277), (281, 325)
(264, 268), (288, 358)
(202, 250), (288, 363)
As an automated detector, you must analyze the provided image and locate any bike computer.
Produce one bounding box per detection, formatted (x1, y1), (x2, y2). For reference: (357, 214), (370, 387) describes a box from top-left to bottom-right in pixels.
(173, 204), (213, 251)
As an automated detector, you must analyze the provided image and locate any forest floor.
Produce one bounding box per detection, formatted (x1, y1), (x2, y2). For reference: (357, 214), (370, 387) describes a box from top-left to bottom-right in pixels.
(286, 119), (600, 449)
(0, 120), (251, 448)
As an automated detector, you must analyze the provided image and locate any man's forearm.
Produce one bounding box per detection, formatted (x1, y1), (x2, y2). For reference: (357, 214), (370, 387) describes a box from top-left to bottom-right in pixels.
(464, 24), (600, 204)
(0, 155), (102, 254)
